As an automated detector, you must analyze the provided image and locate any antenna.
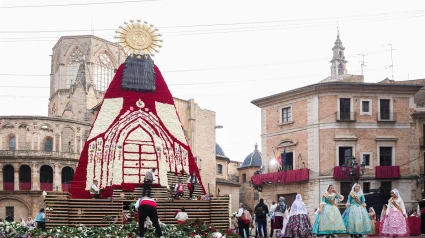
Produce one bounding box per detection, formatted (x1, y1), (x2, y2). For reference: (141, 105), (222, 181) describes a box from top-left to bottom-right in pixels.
(358, 54), (367, 75)
(384, 44), (395, 80)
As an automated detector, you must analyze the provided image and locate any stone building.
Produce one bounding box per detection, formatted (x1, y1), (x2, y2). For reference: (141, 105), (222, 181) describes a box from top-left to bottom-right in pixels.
(251, 33), (424, 219)
(238, 144), (262, 211)
(0, 35), (221, 221)
(215, 143), (241, 212)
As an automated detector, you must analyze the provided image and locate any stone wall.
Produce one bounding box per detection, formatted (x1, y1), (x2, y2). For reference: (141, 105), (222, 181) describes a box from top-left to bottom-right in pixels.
(174, 98), (217, 195)
(239, 167), (259, 211)
(218, 185), (240, 212)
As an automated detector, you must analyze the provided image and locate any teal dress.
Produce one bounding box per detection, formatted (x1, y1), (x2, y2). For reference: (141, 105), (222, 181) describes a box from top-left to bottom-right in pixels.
(312, 193), (346, 235)
(342, 192), (373, 235)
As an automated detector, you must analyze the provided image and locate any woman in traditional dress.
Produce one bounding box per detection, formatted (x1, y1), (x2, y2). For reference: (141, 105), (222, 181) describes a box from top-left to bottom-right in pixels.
(368, 207), (377, 236)
(312, 184), (346, 237)
(380, 189), (408, 237)
(342, 183), (373, 237)
(284, 194), (313, 237)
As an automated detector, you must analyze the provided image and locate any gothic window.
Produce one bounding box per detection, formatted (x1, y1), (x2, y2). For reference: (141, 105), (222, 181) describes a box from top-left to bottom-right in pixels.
(94, 53), (114, 91)
(66, 48), (84, 88)
(338, 63), (343, 75)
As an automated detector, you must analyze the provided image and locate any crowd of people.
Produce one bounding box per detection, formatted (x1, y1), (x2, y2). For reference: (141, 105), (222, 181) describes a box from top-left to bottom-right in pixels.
(231, 183), (412, 238)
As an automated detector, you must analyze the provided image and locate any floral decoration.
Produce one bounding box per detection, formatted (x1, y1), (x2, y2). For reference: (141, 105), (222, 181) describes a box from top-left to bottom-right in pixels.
(0, 219), (239, 238)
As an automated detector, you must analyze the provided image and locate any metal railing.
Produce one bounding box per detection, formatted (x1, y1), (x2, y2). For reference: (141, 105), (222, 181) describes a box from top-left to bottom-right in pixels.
(377, 112), (397, 122)
(336, 111), (357, 122)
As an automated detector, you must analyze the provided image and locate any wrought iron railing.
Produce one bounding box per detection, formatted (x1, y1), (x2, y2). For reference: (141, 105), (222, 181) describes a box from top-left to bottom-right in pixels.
(377, 112), (397, 122)
(336, 111), (357, 122)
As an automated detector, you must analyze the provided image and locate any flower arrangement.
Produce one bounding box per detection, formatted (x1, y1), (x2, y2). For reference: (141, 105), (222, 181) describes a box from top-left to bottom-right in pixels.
(0, 220), (240, 238)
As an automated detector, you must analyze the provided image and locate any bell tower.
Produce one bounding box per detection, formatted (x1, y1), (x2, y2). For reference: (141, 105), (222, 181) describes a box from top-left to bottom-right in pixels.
(330, 29), (348, 76)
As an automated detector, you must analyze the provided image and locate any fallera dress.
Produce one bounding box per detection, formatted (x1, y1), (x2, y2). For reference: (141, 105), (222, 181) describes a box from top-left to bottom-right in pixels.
(312, 193), (346, 235)
(341, 192), (373, 235)
(284, 194), (313, 237)
(380, 189), (408, 237)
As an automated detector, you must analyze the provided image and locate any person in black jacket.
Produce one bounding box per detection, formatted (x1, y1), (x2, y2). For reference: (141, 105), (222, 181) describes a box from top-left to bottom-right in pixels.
(5, 213), (13, 222)
(254, 198), (269, 238)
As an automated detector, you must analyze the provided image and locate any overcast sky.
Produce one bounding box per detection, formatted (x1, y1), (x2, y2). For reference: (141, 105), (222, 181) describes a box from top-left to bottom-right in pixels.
(0, 0), (424, 162)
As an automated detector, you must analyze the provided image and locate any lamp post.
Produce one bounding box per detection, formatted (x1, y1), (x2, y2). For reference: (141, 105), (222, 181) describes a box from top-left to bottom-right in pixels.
(342, 156), (366, 186)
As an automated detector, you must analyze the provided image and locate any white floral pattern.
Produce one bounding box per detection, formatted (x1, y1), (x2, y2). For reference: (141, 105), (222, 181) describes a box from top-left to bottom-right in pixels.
(84, 101), (190, 191)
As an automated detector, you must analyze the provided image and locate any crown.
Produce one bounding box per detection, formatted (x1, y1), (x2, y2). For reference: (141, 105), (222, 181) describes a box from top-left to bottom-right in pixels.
(115, 20), (163, 57)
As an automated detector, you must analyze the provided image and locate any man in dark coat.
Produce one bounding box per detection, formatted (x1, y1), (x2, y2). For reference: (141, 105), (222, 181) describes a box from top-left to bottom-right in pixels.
(254, 198), (269, 238)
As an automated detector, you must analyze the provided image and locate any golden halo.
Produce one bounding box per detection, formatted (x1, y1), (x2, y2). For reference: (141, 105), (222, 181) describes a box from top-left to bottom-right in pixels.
(115, 20), (163, 56)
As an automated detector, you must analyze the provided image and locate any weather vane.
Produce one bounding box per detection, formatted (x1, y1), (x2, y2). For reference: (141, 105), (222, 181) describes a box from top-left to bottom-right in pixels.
(115, 20), (163, 57)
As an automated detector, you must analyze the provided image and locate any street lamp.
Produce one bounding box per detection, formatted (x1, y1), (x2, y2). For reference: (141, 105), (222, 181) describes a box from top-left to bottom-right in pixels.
(342, 156), (366, 186)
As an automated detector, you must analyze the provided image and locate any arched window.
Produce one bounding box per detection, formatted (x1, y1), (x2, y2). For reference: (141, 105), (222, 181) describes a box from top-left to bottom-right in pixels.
(94, 53), (114, 91)
(40, 165), (53, 191)
(44, 137), (53, 152)
(338, 64), (343, 75)
(3, 165), (14, 190)
(61, 167), (74, 192)
(339, 51), (342, 57)
(19, 165), (31, 190)
(9, 136), (16, 150)
(66, 48), (83, 88)
(217, 164), (223, 174)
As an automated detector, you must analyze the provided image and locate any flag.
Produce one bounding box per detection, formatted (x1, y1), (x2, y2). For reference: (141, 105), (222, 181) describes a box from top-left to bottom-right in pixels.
(276, 148), (282, 169)
(282, 148), (287, 170)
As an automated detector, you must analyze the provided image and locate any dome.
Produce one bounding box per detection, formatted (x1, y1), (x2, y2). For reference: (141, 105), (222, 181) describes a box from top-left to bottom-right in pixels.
(240, 143), (262, 168)
(216, 143), (227, 158)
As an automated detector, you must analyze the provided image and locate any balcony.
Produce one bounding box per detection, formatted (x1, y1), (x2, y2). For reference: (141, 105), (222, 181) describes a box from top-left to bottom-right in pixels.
(40, 183), (53, 191)
(251, 168), (309, 186)
(3, 182), (14, 190)
(333, 166), (360, 180)
(0, 150), (79, 160)
(377, 112), (397, 122)
(375, 166), (400, 179)
(19, 182), (31, 190)
(336, 112), (357, 122)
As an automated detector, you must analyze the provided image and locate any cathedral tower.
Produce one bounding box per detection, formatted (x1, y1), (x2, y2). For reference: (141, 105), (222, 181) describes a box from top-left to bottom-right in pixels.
(330, 30), (348, 76)
(49, 36), (125, 122)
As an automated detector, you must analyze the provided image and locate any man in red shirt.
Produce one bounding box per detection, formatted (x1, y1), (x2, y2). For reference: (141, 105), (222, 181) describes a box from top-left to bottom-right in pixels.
(135, 197), (163, 238)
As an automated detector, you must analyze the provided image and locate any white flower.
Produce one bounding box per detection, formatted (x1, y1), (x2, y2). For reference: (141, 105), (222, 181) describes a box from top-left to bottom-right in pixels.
(43, 191), (47, 198)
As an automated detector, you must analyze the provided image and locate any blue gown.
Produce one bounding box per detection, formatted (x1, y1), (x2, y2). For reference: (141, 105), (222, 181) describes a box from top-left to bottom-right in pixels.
(342, 192), (373, 235)
(312, 193), (346, 235)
